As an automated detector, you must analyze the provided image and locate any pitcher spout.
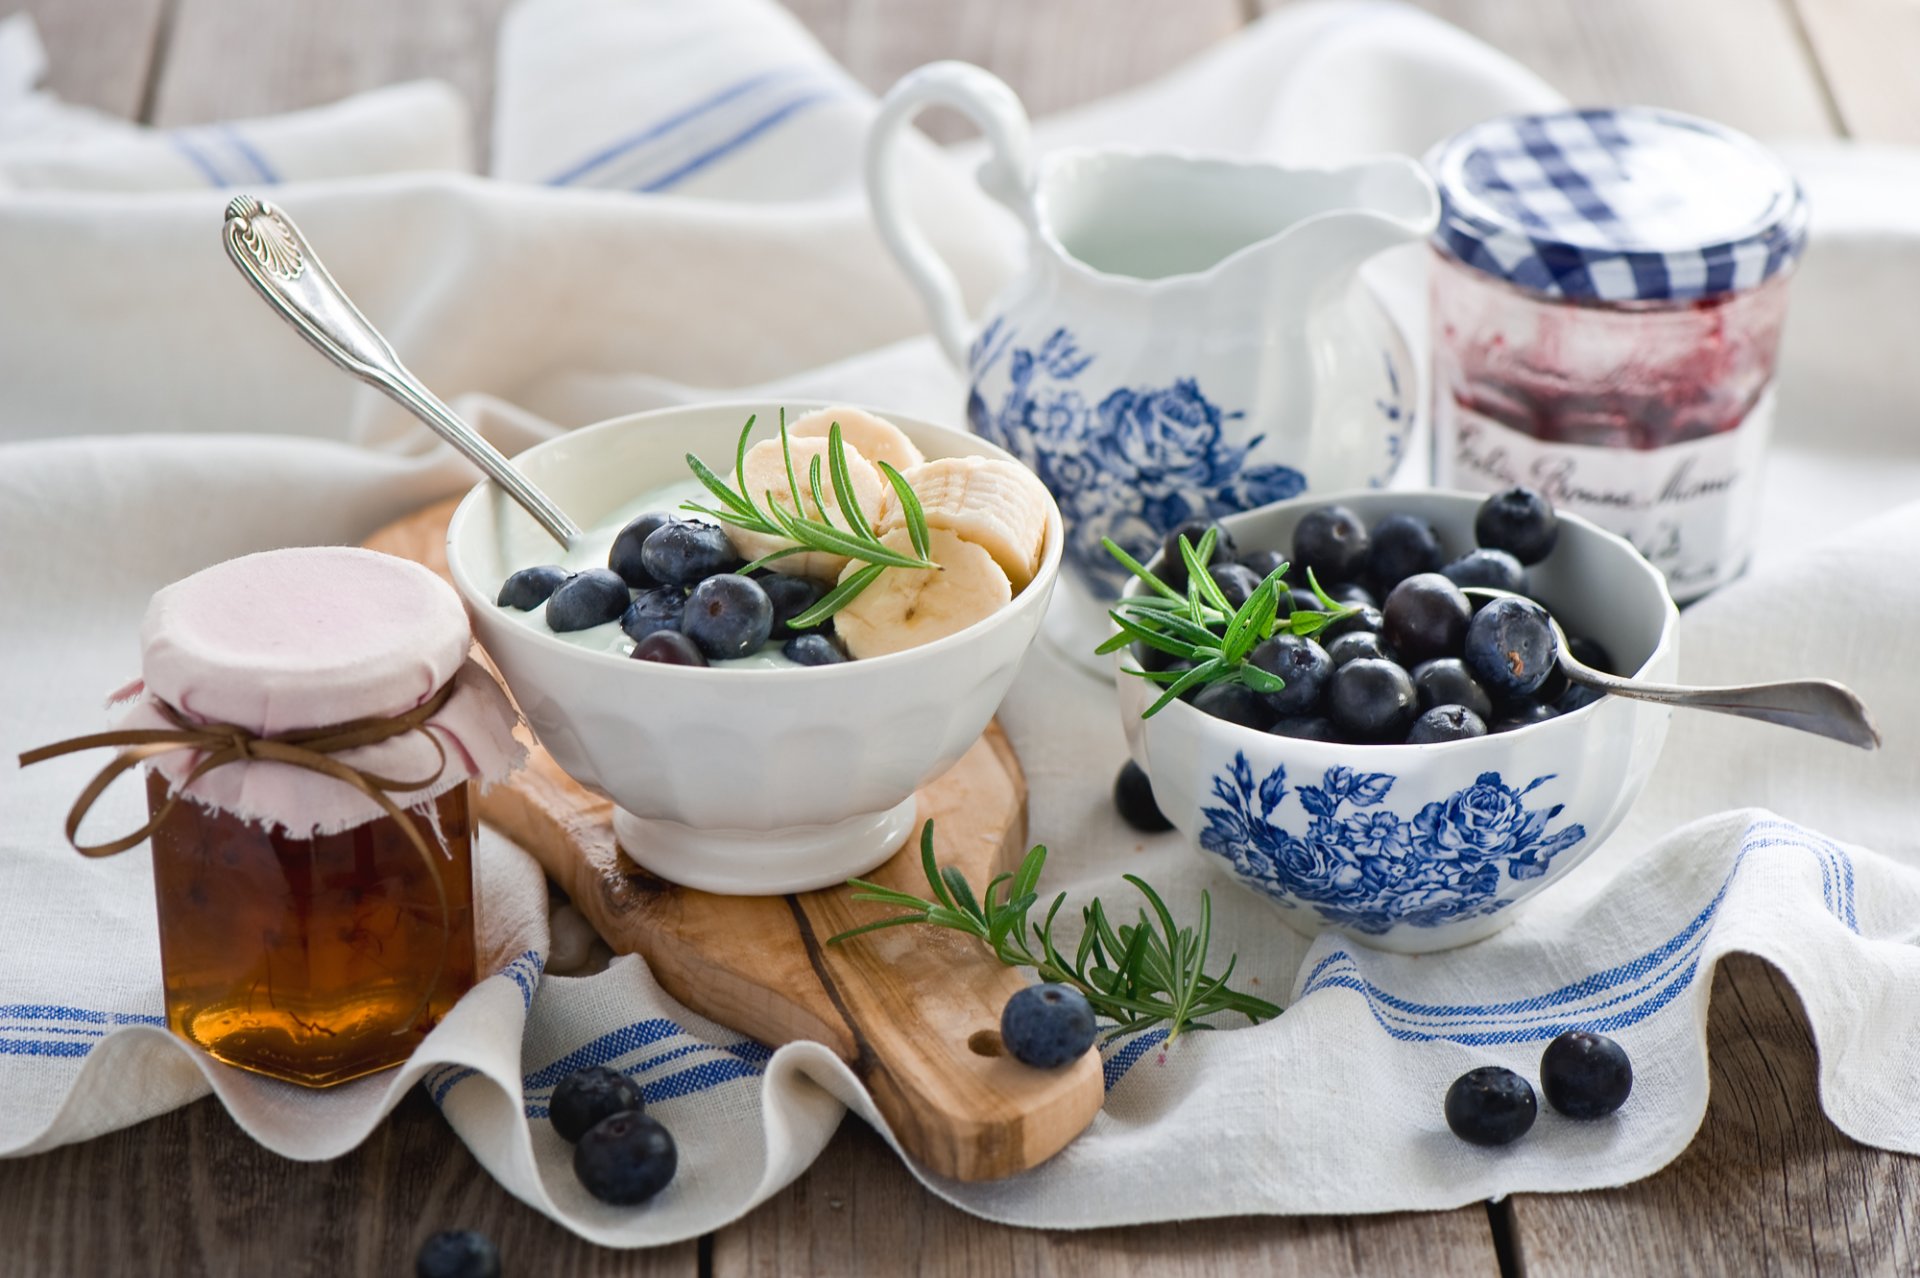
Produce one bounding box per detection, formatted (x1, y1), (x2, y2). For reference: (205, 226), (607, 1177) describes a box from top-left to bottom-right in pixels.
(1249, 154), (1439, 302)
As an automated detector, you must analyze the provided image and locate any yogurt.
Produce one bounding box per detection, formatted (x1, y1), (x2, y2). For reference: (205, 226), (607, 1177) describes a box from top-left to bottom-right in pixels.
(506, 479), (803, 669)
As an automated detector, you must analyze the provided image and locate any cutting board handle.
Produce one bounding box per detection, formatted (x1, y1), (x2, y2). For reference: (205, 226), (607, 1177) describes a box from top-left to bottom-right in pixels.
(794, 861), (1106, 1181)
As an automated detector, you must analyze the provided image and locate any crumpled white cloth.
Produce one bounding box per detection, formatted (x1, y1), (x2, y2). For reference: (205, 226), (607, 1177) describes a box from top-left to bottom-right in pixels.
(4, 0), (1920, 1249)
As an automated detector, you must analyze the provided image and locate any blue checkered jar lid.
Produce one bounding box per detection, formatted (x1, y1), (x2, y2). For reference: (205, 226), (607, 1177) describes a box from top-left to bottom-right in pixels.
(1428, 107), (1809, 304)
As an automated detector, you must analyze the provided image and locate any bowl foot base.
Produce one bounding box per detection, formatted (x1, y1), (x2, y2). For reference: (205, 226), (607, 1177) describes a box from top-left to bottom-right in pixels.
(611, 796), (919, 896)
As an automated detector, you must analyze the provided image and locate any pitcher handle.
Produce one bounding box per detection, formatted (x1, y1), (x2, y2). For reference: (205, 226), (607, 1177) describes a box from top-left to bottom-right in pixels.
(866, 62), (1037, 370)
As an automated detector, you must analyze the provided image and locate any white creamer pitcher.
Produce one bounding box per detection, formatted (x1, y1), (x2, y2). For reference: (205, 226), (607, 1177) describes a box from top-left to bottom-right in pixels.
(867, 62), (1438, 666)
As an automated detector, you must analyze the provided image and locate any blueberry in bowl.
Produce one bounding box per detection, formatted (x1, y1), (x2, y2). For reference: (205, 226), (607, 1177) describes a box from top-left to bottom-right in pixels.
(1113, 487), (1677, 954)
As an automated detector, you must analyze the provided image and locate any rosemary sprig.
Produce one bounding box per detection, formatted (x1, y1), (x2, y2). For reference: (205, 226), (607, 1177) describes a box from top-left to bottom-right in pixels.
(682, 411), (938, 628)
(828, 821), (1282, 1041)
(1096, 532), (1360, 718)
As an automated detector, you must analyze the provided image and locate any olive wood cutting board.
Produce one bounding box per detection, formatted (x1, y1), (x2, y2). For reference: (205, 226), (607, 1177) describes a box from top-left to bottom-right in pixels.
(365, 500), (1104, 1182)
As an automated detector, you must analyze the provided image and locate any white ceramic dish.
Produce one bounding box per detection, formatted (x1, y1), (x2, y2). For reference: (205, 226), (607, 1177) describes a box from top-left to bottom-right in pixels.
(447, 402), (1063, 895)
(1118, 489), (1679, 953)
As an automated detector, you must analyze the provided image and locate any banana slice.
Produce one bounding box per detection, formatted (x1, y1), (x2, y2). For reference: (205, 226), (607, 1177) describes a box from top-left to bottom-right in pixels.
(786, 405), (925, 472)
(833, 528), (1013, 659)
(728, 436), (887, 582)
(875, 456), (1051, 590)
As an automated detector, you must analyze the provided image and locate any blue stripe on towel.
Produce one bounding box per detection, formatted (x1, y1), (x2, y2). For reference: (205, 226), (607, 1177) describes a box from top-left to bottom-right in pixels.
(634, 88), (839, 193)
(1101, 1027), (1169, 1091)
(168, 132), (228, 186)
(546, 66), (812, 187)
(219, 125), (279, 184)
(1295, 819), (1859, 1044)
(0, 1038), (95, 1059)
(0, 1004), (165, 1027)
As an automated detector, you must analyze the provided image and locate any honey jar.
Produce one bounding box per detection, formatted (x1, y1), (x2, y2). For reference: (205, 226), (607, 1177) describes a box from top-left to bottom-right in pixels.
(25, 547), (522, 1086)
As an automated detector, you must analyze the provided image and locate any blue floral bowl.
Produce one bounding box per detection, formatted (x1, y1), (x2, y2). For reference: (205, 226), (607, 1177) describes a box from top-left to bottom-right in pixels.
(1117, 489), (1679, 953)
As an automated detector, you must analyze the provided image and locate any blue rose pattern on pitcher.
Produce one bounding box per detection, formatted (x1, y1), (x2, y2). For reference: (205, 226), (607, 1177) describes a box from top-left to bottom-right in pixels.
(966, 321), (1309, 595)
(1199, 754), (1588, 933)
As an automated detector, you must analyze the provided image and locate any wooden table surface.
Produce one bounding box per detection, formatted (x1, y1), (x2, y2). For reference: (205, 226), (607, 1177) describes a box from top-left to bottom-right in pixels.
(5, 0), (1919, 1274)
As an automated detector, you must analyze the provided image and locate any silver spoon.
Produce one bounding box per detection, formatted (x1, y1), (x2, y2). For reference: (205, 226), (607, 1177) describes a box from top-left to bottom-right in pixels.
(1462, 587), (1881, 750)
(220, 195), (582, 548)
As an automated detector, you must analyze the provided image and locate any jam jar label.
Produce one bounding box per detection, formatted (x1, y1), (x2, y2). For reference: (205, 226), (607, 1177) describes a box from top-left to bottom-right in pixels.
(1436, 391), (1773, 600)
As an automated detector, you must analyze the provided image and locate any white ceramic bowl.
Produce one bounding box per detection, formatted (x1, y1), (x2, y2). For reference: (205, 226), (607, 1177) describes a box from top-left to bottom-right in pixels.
(1118, 489), (1678, 953)
(447, 402), (1062, 894)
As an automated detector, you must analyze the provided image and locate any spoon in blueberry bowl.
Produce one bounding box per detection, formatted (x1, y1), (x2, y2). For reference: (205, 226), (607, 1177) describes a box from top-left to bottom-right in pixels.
(1460, 586), (1880, 749)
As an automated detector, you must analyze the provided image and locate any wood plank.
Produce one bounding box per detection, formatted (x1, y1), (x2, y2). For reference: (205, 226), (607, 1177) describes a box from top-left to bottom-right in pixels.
(783, 0), (1246, 141)
(1297, 0), (1843, 140)
(1790, 0), (1920, 144)
(147, 0), (512, 142)
(1508, 956), (1920, 1276)
(10, 0), (169, 121)
(713, 1114), (1501, 1276)
(0, 1091), (697, 1278)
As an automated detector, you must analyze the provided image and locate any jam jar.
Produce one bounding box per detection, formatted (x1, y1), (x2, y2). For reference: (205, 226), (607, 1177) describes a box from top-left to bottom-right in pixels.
(1427, 108), (1809, 600)
(119, 547), (521, 1086)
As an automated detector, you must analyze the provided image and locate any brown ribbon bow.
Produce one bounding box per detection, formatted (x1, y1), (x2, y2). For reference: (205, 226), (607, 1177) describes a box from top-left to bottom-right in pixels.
(17, 681), (458, 863)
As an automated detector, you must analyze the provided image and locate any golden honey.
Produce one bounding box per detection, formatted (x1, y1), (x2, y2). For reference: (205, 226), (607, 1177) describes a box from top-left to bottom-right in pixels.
(146, 772), (477, 1087)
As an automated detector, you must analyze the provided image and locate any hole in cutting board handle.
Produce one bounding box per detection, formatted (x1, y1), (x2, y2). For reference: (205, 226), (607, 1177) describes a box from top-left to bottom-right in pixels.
(967, 1029), (1003, 1057)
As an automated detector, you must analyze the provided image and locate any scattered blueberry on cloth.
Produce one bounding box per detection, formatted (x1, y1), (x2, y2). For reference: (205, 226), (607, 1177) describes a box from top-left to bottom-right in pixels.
(6, 0), (1920, 1251)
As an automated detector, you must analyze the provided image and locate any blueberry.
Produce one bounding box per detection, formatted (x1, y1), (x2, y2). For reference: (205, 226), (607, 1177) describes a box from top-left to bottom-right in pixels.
(1240, 549), (1289, 581)
(573, 1112), (677, 1205)
(415, 1230), (501, 1278)
(621, 586), (686, 643)
(1190, 681), (1273, 730)
(1491, 701), (1558, 732)
(549, 1065), (644, 1144)
(608, 511), (679, 588)
(1382, 573), (1472, 664)
(631, 631), (707, 666)
(1566, 634), (1616, 675)
(545, 568), (631, 632)
(1532, 655), (1571, 705)
(1442, 548), (1529, 595)
(1365, 513), (1444, 593)
(1475, 486), (1559, 565)
(1540, 1030), (1633, 1119)
(1557, 682), (1605, 713)
(1113, 760), (1173, 833)
(1208, 563), (1264, 610)
(758, 572), (824, 639)
(1409, 658), (1491, 721)
(1406, 704), (1487, 744)
(1326, 658), (1417, 740)
(497, 565), (571, 611)
(1326, 630), (1396, 668)
(783, 632), (847, 666)
(1444, 1066), (1537, 1146)
(1158, 520), (1237, 591)
(1000, 983), (1096, 1068)
(641, 520), (740, 587)
(1288, 588), (1322, 614)
(681, 575), (774, 660)
(1328, 581), (1377, 609)
(1133, 641), (1179, 673)
(1247, 635), (1332, 717)
(1321, 604), (1384, 642)
(1269, 715), (1341, 742)
(1291, 505), (1370, 585)
(1464, 596), (1557, 698)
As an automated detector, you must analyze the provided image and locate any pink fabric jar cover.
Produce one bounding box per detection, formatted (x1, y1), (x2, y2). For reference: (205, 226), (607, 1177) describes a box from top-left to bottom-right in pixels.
(111, 545), (524, 836)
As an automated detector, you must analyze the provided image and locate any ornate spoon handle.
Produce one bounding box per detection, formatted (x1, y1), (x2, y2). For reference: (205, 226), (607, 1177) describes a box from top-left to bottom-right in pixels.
(221, 196), (582, 548)
(1463, 587), (1881, 750)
